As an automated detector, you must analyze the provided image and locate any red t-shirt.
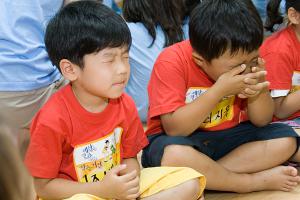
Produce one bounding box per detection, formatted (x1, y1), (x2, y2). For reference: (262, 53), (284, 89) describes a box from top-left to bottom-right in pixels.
(260, 26), (300, 120)
(146, 40), (247, 135)
(25, 84), (148, 183)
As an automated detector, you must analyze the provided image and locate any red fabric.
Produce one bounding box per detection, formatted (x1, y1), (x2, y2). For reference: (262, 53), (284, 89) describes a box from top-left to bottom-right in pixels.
(25, 84), (148, 181)
(260, 26), (300, 120)
(146, 40), (246, 135)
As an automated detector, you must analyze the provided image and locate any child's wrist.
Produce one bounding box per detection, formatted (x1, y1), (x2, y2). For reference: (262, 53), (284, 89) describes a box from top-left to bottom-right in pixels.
(94, 180), (112, 199)
(210, 83), (227, 99)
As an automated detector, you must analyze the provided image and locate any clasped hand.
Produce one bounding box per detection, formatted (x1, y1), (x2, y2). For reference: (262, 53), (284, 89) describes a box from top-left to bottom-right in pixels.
(215, 58), (269, 98)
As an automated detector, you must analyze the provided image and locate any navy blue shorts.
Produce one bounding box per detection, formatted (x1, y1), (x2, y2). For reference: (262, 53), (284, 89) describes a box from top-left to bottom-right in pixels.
(142, 122), (300, 168)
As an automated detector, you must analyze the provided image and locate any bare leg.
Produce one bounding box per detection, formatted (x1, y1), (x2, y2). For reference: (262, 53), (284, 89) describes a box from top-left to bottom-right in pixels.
(140, 178), (200, 200)
(161, 145), (300, 193)
(290, 149), (300, 163)
(217, 137), (297, 173)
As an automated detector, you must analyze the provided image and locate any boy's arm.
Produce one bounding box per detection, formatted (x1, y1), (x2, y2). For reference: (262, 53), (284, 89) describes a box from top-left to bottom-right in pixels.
(247, 59), (274, 126)
(273, 91), (300, 119)
(247, 87), (274, 126)
(34, 178), (108, 199)
(161, 85), (224, 136)
(121, 157), (141, 176)
(34, 164), (139, 200)
(161, 65), (248, 136)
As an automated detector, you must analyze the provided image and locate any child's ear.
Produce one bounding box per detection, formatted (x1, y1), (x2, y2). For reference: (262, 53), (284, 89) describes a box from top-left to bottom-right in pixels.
(59, 59), (79, 81)
(287, 7), (300, 25)
(192, 51), (207, 68)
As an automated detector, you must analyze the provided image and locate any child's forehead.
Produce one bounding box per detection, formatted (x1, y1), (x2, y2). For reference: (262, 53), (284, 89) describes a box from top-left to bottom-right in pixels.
(98, 46), (129, 56)
(222, 49), (259, 62)
(211, 49), (259, 69)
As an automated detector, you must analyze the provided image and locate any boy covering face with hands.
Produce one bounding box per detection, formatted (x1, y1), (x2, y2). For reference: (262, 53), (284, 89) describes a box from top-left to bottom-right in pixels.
(142, 0), (300, 193)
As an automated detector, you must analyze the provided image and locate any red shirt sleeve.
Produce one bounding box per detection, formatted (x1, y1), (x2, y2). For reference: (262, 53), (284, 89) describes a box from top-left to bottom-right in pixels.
(25, 113), (65, 179)
(148, 50), (187, 119)
(121, 95), (148, 159)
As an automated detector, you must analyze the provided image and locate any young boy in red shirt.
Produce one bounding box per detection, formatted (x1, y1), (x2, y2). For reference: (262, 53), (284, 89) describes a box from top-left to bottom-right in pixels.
(24, 1), (205, 199)
(143, 0), (300, 193)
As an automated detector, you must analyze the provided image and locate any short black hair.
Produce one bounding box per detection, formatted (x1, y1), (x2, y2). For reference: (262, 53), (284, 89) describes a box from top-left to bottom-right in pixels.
(45, 0), (131, 71)
(189, 0), (263, 62)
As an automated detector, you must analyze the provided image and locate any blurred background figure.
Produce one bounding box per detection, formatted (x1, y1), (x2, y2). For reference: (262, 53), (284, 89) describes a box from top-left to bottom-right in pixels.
(0, 117), (35, 200)
(253, 0), (269, 21)
(252, 0), (285, 32)
(0, 0), (70, 156)
(103, 0), (123, 13)
(124, 0), (200, 122)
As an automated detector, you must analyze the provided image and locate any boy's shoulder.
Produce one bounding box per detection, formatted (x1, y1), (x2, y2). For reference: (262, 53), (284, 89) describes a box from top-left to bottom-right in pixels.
(32, 84), (71, 126)
(261, 27), (295, 54)
(156, 40), (193, 64)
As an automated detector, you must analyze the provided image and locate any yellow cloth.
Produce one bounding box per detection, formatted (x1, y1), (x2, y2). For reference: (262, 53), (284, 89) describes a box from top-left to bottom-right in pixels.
(64, 167), (206, 200)
(64, 194), (102, 200)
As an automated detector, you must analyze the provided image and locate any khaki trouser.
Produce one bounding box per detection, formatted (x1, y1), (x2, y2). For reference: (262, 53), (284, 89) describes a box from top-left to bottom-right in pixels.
(0, 77), (68, 154)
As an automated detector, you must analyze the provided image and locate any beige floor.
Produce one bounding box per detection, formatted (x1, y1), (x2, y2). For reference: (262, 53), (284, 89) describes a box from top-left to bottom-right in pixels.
(205, 185), (300, 200)
(206, 128), (300, 200)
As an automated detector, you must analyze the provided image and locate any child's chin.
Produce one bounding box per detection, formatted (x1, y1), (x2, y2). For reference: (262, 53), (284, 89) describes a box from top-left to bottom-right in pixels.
(109, 92), (123, 99)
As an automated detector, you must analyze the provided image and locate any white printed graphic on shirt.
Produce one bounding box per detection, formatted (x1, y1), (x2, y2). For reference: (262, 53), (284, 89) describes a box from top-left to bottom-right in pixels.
(73, 127), (122, 183)
(290, 71), (300, 93)
(186, 87), (235, 128)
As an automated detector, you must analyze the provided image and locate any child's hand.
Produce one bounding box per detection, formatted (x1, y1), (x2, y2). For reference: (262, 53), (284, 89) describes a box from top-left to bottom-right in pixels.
(214, 64), (249, 97)
(101, 164), (140, 200)
(238, 58), (269, 98)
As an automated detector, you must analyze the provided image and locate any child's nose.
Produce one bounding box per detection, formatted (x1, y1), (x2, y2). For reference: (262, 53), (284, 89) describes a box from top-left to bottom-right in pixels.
(117, 61), (128, 74)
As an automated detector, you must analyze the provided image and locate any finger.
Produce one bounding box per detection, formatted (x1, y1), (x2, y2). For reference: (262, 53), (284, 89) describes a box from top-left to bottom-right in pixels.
(244, 77), (258, 85)
(238, 93), (248, 98)
(110, 164), (127, 175)
(126, 192), (140, 200)
(251, 81), (270, 91)
(126, 194), (140, 199)
(252, 58), (265, 72)
(126, 185), (140, 195)
(243, 83), (268, 95)
(258, 57), (265, 67)
(126, 175), (140, 188)
(121, 170), (138, 182)
(245, 70), (267, 80)
(230, 64), (246, 76)
(243, 88), (258, 96)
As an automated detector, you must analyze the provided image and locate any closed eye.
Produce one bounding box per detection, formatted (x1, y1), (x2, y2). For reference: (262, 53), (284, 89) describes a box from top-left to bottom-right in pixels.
(102, 59), (114, 63)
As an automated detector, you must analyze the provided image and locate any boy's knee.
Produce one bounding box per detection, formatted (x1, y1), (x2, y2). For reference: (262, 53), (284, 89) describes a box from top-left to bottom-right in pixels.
(282, 137), (297, 150)
(275, 137), (297, 154)
(183, 178), (201, 200)
(161, 145), (194, 166)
